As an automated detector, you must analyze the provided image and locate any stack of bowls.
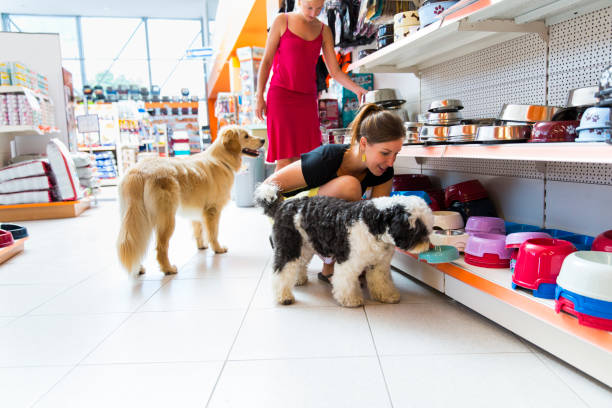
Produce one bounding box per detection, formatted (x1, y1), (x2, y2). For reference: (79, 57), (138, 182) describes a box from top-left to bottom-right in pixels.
(465, 216), (506, 235)
(393, 10), (420, 42)
(448, 124), (478, 143)
(464, 233), (512, 268)
(419, 99), (464, 143)
(0, 229), (15, 248)
(391, 174), (443, 211)
(429, 211), (469, 252)
(512, 238), (576, 299)
(555, 251), (612, 331)
(404, 122), (422, 144)
(444, 180), (497, 222)
(377, 24), (394, 50)
(575, 106), (611, 142)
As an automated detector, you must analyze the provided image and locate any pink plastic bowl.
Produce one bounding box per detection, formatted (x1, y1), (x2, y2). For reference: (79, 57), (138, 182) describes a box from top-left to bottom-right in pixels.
(465, 216), (506, 235)
(505, 231), (552, 249)
(513, 238), (576, 290)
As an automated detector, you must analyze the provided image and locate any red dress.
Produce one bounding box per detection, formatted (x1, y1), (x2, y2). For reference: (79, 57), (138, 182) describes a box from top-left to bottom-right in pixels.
(266, 16), (323, 162)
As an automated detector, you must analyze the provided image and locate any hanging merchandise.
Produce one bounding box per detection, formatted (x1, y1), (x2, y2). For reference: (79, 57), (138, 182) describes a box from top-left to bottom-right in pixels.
(278, 0), (295, 13)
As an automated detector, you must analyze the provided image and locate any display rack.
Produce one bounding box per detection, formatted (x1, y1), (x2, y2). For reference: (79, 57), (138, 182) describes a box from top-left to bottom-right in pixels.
(349, 0), (612, 74)
(0, 198), (90, 221)
(392, 249), (612, 387)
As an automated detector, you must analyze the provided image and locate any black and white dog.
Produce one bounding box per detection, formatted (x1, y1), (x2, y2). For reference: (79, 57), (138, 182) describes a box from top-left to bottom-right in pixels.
(254, 183), (433, 307)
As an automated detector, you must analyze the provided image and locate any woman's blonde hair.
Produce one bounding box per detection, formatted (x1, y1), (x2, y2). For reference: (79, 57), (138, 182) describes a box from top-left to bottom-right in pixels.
(348, 103), (405, 145)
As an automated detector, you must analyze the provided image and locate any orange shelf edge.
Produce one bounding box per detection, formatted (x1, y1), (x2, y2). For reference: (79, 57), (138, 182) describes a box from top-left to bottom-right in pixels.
(396, 248), (612, 352)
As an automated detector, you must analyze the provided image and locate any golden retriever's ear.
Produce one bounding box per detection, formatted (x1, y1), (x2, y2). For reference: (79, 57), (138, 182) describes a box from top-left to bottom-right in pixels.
(222, 128), (241, 153)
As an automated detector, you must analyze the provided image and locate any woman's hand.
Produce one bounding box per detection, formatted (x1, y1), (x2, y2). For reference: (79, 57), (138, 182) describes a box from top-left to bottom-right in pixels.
(354, 86), (368, 105)
(255, 95), (266, 121)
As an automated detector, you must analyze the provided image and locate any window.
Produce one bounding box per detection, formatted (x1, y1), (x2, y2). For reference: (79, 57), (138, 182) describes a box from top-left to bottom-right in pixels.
(81, 17), (148, 88)
(8, 15), (79, 59)
(148, 19), (204, 98)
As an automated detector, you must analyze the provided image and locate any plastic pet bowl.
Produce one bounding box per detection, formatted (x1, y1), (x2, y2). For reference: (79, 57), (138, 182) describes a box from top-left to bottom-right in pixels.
(418, 245), (460, 264)
(512, 238), (576, 299)
(429, 229), (469, 252)
(556, 251), (612, 303)
(391, 190), (431, 205)
(504, 222), (542, 234)
(465, 216), (506, 235)
(577, 106), (611, 129)
(0, 224), (28, 240)
(0, 229), (15, 248)
(464, 233), (512, 268)
(575, 127), (611, 142)
(556, 287), (612, 321)
(419, 1), (459, 28)
(392, 174), (432, 191)
(529, 120), (579, 143)
(555, 294), (612, 331)
(444, 179), (489, 208)
(592, 230), (612, 252)
(449, 198), (498, 223)
(561, 234), (594, 251)
(432, 211), (464, 230)
(505, 232), (552, 249)
(506, 232), (552, 272)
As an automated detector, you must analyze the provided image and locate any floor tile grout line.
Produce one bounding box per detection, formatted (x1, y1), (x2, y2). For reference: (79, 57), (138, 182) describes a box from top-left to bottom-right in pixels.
(204, 256), (271, 408)
(29, 264), (176, 407)
(530, 349), (594, 407)
(363, 306), (395, 408)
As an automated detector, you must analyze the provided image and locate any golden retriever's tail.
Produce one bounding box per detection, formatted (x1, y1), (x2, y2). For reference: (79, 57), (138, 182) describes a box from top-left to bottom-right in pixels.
(117, 171), (152, 275)
(254, 182), (283, 218)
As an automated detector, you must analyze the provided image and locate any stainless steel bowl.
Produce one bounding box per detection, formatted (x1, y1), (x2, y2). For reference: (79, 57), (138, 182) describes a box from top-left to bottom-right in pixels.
(428, 99), (464, 112)
(404, 131), (420, 144)
(364, 89), (397, 104)
(476, 125), (532, 142)
(419, 125), (450, 141)
(448, 124), (479, 138)
(427, 111), (463, 124)
(498, 104), (560, 123)
(567, 86), (600, 107)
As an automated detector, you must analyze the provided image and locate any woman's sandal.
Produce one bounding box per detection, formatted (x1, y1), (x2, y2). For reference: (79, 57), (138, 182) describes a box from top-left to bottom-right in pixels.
(317, 272), (332, 284)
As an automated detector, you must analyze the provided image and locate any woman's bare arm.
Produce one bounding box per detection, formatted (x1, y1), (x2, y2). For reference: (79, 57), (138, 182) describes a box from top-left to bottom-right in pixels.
(256, 14), (285, 120)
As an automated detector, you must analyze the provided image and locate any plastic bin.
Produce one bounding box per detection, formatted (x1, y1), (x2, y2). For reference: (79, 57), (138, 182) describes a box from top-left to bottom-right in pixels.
(232, 152), (265, 207)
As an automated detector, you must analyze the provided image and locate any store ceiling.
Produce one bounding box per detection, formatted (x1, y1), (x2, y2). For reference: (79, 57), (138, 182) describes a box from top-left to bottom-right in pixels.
(1, 0), (219, 19)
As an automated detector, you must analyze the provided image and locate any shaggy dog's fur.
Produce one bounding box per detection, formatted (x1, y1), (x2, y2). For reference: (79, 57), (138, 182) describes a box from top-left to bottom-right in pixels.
(254, 183), (434, 307)
(117, 125), (264, 276)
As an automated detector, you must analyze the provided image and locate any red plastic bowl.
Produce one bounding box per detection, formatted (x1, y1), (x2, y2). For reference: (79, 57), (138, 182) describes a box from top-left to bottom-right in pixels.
(465, 252), (510, 268)
(444, 179), (488, 208)
(393, 174), (432, 191)
(513, 238), (576, 290)
(529, 121), (579, 143)
(556, 295), (612, 331)
(0, 229), (15, 248)
(592, 230), (612, 252)
(425, 188), (445, 211)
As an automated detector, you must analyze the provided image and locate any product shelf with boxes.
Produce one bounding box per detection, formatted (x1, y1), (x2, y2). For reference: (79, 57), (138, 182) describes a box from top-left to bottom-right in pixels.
(392, 249), (612, 386)
(349, 0), (612, 75)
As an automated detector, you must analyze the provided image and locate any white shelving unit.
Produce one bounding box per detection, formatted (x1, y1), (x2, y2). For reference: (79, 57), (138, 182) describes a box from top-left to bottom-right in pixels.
(349, 0), (612, 74)
(370, 0), (612, 387)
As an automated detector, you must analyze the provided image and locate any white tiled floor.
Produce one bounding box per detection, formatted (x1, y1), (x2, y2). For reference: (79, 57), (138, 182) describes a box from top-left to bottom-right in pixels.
(0, 187), (610, 407)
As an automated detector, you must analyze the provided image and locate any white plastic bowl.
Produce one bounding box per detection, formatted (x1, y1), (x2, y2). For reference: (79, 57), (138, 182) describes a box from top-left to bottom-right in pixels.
(432, 211), (464, 230)
(429, 229), (469, 252)
(556, 251), (612, 302)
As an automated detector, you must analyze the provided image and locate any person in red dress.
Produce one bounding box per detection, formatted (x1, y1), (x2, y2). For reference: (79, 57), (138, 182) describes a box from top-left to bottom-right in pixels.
(256, 0), (368, 172)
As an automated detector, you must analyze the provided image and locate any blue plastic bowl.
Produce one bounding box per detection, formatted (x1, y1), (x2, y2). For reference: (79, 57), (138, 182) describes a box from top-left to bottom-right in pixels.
(562, 234), (594, 251)
(418, 245), (460, 264)
(390, 190), (432, 205)
(504, 222), (542, 234)
(540, 229), (573, 239)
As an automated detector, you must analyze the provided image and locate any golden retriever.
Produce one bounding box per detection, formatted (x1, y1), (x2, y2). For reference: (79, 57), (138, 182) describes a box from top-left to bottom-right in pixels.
(117, 125), (265, 275)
